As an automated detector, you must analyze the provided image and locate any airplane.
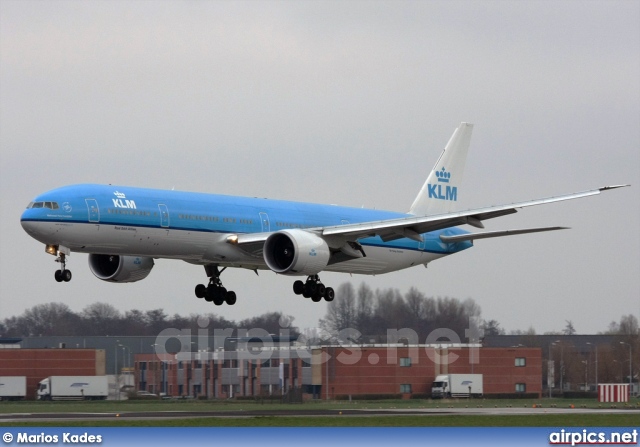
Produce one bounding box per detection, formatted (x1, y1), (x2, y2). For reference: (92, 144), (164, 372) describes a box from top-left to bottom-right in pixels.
(20, 123), (628, 306)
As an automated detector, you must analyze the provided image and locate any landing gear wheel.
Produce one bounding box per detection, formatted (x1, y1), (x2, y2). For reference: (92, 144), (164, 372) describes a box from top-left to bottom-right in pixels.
(293, 280), (304, 295)
(302, 285), (312, 298)
(211, 286), (226, 305)
(306, 281), (317, 295)
(311, 293), (322, 303)
(226, 291), (237, 305)
(204, 285), (215, 302)
(213, 293), (225, 306)
(53, 250), (72, 282)
(324, 287), (335, 302)
(195, 284), (206, 299)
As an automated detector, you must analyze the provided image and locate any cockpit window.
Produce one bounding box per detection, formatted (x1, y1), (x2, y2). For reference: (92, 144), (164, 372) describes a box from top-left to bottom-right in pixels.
(27, 201), (59, 210)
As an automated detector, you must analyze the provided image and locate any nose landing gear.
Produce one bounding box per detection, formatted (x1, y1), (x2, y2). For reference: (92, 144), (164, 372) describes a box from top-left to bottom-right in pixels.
(48, 245), (72, 282)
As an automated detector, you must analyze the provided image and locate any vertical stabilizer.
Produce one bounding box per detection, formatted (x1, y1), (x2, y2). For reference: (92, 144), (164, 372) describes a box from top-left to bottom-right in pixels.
(409, 122), (473, 216)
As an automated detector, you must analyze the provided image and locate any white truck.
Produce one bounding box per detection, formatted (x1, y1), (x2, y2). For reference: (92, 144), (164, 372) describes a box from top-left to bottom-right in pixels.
(37, 376), (108, 401)
(0, 376), (27, 401)
(431, 374), (483, 398)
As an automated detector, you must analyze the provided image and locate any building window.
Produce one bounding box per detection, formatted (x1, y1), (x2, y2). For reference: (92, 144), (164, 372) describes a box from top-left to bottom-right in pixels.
(515, 357), (526, 367)
(400, 357), (412, 367)
(400, 384), (412, 394)
(515, 383), (526, 393)
(222, 359), (238, 368)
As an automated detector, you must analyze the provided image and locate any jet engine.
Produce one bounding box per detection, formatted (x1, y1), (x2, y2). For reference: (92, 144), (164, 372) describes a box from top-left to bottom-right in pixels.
(263, 229), (330, 275)
(88, 254), (154, 283)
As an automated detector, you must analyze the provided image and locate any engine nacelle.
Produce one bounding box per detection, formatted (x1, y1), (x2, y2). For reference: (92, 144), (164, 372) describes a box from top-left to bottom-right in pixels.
(263, 229), (330, 276)
(88, 254), (154, 283)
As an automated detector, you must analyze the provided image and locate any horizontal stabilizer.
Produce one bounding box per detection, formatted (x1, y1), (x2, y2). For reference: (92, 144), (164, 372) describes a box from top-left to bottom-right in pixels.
(439, 226), (569, 243)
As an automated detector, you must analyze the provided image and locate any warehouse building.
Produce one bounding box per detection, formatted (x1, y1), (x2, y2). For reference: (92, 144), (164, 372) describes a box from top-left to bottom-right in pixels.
(0, 339), (105, 400)
(134, 342), (541, 399)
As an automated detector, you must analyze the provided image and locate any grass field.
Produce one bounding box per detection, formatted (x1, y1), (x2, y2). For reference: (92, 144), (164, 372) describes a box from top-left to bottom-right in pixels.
(2, 414), (639, 427)
(1, 398), (638, 427)
(1, 397), (638, 413)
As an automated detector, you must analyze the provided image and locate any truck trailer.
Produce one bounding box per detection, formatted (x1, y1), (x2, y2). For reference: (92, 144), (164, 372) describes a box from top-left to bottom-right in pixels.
(0, 376), (27, 401)
(431, 374), (483, 398)
(37, 376), (108, 401)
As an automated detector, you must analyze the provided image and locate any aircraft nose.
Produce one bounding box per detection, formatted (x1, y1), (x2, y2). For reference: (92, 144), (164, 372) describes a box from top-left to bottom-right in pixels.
(20, 206), (44, 237)
(21, 211), (36, 234)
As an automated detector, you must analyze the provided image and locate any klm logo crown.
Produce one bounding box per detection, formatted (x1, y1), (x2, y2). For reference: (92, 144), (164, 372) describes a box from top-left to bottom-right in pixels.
(114, 191), (126, 199)
(435, 167), (451, 183)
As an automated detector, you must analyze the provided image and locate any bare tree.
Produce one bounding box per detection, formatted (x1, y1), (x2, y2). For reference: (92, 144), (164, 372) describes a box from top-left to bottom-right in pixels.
(373, 287), (407, 329)
(355, 282), (374, 333)
(144, 309), (168, 335)
(563, 320), (577, 336)
(405, 287), (427, 323)
(619, 314), (639, 336)
(238, 312), (298, 336)
(18, 302), (80, 336)
(122, 309), (148, 335)
(82, 302), (122, 335)
(320, 282), (357, 335)
(481, 319), (504, 336)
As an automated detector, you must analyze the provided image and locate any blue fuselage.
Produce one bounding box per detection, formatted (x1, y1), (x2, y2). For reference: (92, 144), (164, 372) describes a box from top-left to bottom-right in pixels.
(20, 184), (472, 274)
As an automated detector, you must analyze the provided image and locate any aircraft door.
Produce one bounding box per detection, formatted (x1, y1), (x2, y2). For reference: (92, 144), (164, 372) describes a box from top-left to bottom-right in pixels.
(259, 212), (270, 232)
(86, 199), (100, 223)
(158, 204), (169, 228)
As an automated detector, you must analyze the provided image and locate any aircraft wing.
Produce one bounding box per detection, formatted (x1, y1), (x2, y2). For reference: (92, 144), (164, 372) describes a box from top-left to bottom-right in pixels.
(228, 185), (627, 255)
(320, 185), (628, 243)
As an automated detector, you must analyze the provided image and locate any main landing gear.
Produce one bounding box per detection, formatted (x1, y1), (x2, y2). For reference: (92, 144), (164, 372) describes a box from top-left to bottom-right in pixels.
(49, 246), (72, 282)
(195, 266), (237, 306)
(293, 275), (334, 303)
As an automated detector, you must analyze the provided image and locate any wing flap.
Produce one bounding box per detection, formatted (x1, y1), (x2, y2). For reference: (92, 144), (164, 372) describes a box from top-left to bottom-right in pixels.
(439, 226), (568, 243)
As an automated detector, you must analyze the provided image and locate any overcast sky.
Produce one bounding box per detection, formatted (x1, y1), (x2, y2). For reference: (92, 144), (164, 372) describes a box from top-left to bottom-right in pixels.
(1, 0), (638, 336)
